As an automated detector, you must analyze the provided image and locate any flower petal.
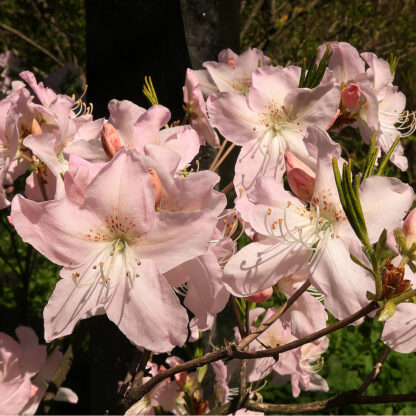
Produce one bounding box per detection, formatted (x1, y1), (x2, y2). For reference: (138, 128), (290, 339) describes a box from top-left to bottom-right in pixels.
(105, 259), (188, 353)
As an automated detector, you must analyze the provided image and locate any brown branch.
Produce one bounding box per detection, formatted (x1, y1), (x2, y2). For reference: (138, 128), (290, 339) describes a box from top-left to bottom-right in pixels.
(110, 349), (152, 414)
(0, 22), (65, 67)
(245, 393), (416, 414)
(245, 300), (250, 336)
(357, 345), (391, 395)
(114, 300), (378, 413)
(239, 279), (311, 349)
(233, 301), (378, 359)
(115, 348), (231, 413)
(230, 296), (246, 338)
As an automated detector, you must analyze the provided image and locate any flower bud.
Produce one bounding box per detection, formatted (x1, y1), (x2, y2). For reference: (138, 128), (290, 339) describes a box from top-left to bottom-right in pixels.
(246, 287), (273, 303)
(378, 300), (397, 322)
(341, 83), (361, 111)
(403, 208), (416, 247)
(31, 118), (43, 135)
(148, 168), (162, 208)
(101, 123), (121, 158)
(285, 152), (316, 202)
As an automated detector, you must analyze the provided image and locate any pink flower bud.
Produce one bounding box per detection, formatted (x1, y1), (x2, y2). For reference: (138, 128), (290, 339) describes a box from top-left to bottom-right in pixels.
(285, 152), (316, 202)
(403, 208), (416, 244)
(7, 215), (14, 227)
(101, 123), (121, 158)
(31, 118), (42, 135)
(246, 287), (273, 303)
(148, 168), (162, 208)
(341, 83), (361, 110)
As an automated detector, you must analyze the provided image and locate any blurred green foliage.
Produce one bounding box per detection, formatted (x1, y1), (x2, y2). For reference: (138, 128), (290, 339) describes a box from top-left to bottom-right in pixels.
(0, 0), (85, 80)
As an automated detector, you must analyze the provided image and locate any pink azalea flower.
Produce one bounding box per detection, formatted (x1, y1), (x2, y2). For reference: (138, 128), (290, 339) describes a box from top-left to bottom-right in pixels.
(0, 326), (77, 415)
(225, 127), (413, 320)
(183, 68), (220, 148)
(358, 53), (408, 170)
(192, 48), (271, 99)
(318, 42), (408, 171)
(241, 307), (329, 398)
(11, 148), (218, 353)
(0, 326), (46, 415)
(92, 100), (201, 170)
(207, 66), (340, 195)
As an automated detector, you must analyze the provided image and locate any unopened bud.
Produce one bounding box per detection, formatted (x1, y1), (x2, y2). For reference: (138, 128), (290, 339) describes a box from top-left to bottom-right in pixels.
(31, 119), (42, 135)
(378, 300), (397, 322)
(403, 208), (416, 248)
(341, 83), (361, 111)
(7, 215), (14, 227)
(148, 168), (162, 208)
(246, 287), (273, 303)
(101, 123), (121, 158)
(285, 152), (316, 202)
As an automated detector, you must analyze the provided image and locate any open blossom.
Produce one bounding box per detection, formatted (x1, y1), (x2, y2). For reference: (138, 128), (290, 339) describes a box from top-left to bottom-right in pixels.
(238, 307), (329, 398)
(0, 70), (104, 203)
(207, 66), (340, 195)
(11, 149), (218, 352)
(141, 147), (230, 333)
(193, 48), (271, 97)
(0, 326), (46, 415)
(0, 326), (77, 415)
(318, 41), (408, 170)
(80, 99), (201, 170)
(225, 126), (413, 320)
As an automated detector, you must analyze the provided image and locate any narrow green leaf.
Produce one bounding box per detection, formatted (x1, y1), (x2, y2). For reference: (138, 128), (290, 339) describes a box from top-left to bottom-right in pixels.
(332, 157), (347, 211)
(343, 163), (369, 245)
(350, 253), (374, 274)
(362, 131), (378, 180)
(376, 135), (401, 176)
(375, 229), (387, 262)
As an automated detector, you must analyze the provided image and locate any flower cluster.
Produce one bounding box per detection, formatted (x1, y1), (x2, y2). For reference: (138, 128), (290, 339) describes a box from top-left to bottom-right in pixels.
(1, 40), (416, 414)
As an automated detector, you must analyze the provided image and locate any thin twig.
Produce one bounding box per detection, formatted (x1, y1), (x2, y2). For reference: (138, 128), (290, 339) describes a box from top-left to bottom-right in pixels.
(245, 393), (416, 414)
(210, 143), (236, 172)
(110, 349), (152, 414)
(240, 0), (265, 40)
(357, 345), (391, 395)
(230, 296), (246, 338)
(245, 301), (250, 337)
(0, 22), (64, 66)
(239, 279), (311, 349)
(131, 349), (151, 388)
(115, 301), (378, 412)
(234, 301), (378, 359)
